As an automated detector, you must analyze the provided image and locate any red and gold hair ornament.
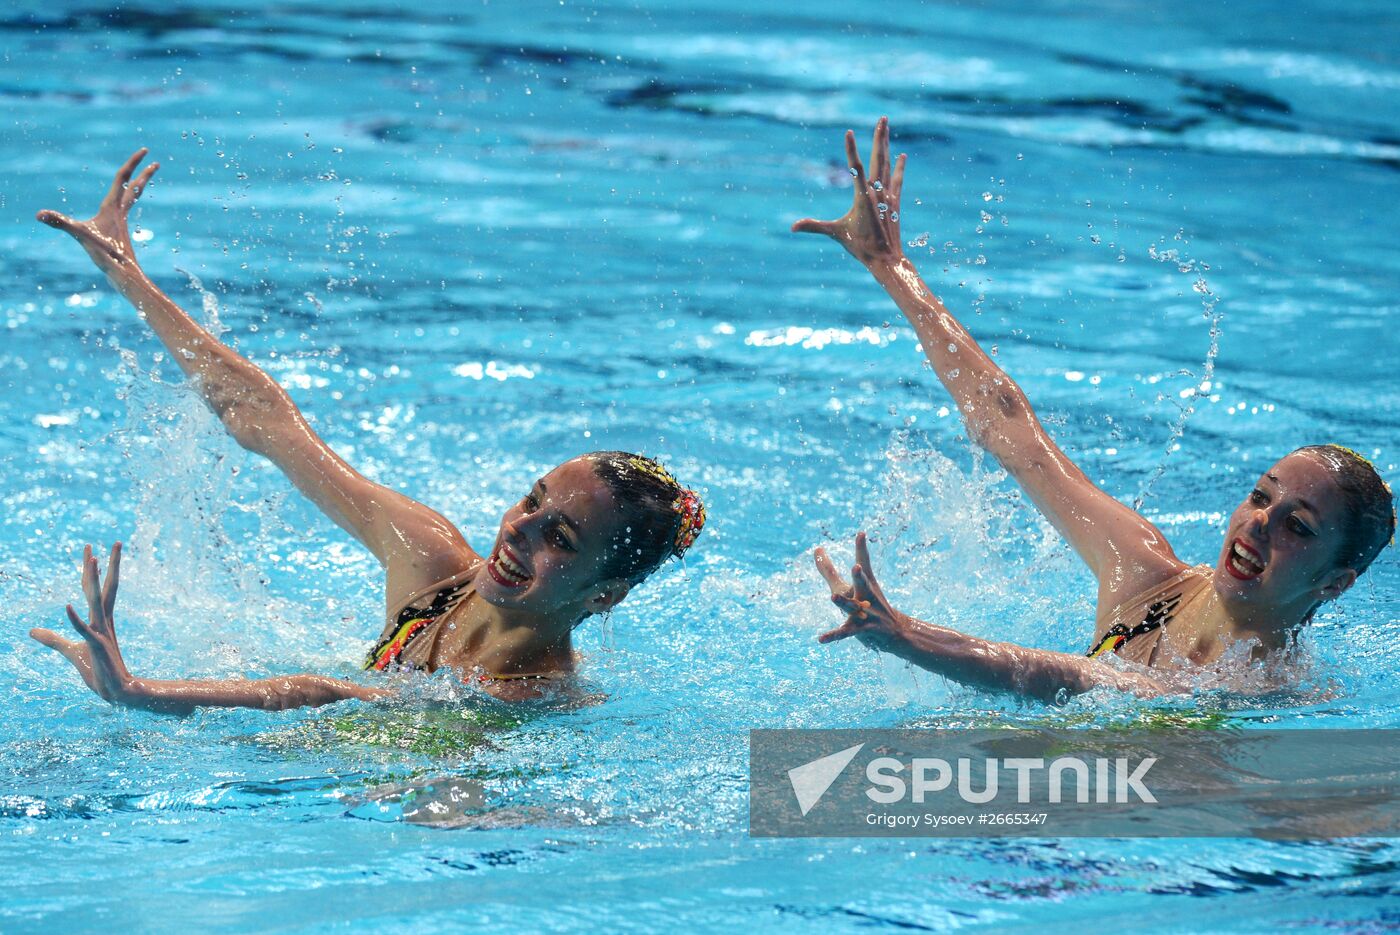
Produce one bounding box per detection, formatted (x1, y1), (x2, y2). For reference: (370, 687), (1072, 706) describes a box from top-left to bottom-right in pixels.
(672, 489), (706, 556)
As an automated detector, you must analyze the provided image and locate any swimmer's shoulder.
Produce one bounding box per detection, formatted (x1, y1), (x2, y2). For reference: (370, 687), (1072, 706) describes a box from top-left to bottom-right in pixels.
(1095, 555), (1198, 621)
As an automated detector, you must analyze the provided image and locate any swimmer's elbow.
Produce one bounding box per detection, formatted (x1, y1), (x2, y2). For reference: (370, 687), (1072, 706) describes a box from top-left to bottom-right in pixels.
(199, 362), (297, 450)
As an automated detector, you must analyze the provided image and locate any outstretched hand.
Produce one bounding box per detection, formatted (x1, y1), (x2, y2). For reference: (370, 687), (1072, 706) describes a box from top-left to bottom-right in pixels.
(792, 116), (907, 267)
(37, 149), (159, 273)
(31, 543), (139, 704)
(813, 532), (908, 646)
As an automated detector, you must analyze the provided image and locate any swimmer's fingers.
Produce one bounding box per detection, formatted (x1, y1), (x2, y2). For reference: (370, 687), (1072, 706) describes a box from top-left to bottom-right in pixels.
(814, 546), (851, 593)
(871, 117), (890, 189)
(31, 627), (83, 658)
(101, 542), (122, 623)
(30, 626), (96, 677)
(35, 209), (86, 237)
(791, 217), (836, 236)
(80, 546), (108, 635)
(102, 148), (149, 211)
(791, 128), (869, 237)
(830, 592), (870, 619)
(844, 128), (869, 196)
(890, 153), (906, 206)
(817, 618), (868, 644)
(852, 532), (891, 606)
(65, 602), (101, 647)
(33, 627), (112, 699)
(122, 162), (159, 209)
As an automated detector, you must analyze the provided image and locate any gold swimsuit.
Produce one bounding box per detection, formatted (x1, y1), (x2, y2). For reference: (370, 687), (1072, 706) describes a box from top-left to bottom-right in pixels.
(1086, 564), (1215, 666)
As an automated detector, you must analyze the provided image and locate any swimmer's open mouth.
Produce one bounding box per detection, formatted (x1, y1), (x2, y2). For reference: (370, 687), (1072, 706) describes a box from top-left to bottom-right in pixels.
(487, 545), (532, 588)
(1226, 538), (1265, 580)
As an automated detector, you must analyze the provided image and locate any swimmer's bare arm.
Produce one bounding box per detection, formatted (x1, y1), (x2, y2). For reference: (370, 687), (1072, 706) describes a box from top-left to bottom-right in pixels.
(794, 121), (1181, 602)
(815, 535), (1168, 702)
(30, 543), (390, 715)
(37, 151), (474, 603)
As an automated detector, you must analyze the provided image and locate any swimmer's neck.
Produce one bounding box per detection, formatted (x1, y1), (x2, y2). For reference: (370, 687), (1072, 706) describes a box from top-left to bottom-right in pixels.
(1199, 585), (1310, 659)
(440, 599), (578, 677)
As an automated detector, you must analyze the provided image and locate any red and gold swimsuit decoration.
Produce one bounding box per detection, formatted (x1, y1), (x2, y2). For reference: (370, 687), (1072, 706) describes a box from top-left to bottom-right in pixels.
(1086, 591), (1182, 659)
(364, 579), (474, 672)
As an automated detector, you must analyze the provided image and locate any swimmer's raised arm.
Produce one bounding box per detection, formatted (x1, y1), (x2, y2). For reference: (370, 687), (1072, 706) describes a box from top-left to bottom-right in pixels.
(794, 121), (1181, 601)
(38, 151), (473, 605)
(30, 543), (390, 715)
(814, 534), (1167, 702)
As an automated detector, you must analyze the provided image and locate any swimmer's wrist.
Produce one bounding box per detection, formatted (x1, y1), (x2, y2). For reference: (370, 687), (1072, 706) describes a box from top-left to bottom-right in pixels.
(866, 255), (920, 285)
(885, 611), (916, 642)
(855, 612), (915, 651)
(110, 678), (197, 715)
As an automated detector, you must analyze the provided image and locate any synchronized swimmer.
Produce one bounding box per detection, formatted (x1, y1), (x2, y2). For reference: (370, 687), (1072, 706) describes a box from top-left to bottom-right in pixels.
(30, 120), (1394, 712)
(797, 119), (1394, 701)
(30, 149), (705, 711)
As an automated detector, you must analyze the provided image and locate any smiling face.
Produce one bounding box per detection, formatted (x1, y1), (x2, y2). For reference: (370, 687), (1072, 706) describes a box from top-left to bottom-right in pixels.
(1212, 450), (1359, 623)
(476, 458), (631, 621)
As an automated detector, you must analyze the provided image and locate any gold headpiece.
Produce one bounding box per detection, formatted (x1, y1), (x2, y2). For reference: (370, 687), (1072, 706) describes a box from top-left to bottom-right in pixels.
(625, 456), (705, 555)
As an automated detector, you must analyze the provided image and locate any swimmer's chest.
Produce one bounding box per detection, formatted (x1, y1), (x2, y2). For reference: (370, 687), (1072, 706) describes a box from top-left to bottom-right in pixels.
(1092, 566), (1220, 667)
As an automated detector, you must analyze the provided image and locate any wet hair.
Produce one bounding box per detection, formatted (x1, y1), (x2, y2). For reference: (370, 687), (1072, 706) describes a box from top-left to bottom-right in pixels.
(586, 451), (706, 583)
(1293, 444), (1395, 575)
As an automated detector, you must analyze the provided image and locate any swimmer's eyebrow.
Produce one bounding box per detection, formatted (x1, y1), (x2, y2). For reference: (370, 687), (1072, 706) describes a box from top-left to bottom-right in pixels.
(533, 479), (583, 536)
(1263, 473), (1318, 514)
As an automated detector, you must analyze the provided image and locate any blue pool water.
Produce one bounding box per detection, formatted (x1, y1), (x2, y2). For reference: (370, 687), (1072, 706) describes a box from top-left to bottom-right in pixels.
(3, 0), (1398, 930)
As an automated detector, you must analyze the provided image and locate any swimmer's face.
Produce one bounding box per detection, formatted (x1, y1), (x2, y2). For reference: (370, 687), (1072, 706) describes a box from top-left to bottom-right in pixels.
(1212, 451), (1358, 618)
(477, 458), (631, 621)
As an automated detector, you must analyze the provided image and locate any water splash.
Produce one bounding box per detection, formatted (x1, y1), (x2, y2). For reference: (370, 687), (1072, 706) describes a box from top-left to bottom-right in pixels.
(1133, 234), (1224, 511)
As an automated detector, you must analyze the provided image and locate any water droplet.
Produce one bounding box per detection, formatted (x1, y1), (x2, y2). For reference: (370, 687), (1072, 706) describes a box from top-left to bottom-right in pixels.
(877, 202), (888, 213)
(981, 192), (993, 202)
(890, 212), (899, 222)
(849, 167), (858, 178)
(947, 343), (958, 353)
(872, 180), (883, 191)
(1090, 234), (1101, 245)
